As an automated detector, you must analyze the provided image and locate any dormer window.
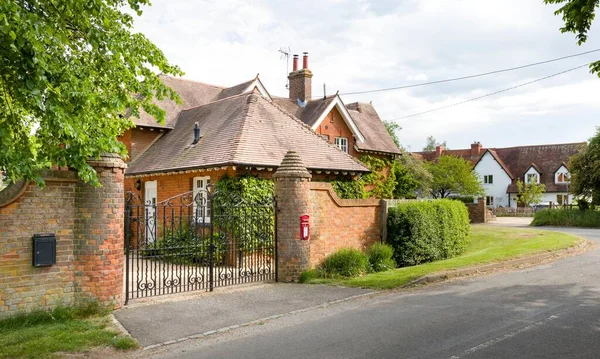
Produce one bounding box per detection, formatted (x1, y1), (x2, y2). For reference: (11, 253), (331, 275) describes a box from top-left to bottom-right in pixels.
(526, 173), (539, 184)
(556, 173), (570, 183)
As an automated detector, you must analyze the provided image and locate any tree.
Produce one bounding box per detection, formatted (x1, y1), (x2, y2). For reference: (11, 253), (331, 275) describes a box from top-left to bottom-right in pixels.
(427, 155), (484, 198)
(392, 154), (431, 199)
(546, 0), (600, 77)
(423, 136), (448, 151)
(569, 129), (600, 204)
(383, 120), (404, 150)
(0, 1), (182, 185)
(516, 179), (546, 207)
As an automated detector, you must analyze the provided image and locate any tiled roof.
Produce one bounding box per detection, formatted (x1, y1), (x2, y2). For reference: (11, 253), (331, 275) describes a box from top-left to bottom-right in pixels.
(497, 143), (584, 193)
(272, 97), (400, 155)
(132, 75), (258, 129)
(127, 91), (369, 175)
(346, 102), (401, 154)
(415, 142), (585, 193)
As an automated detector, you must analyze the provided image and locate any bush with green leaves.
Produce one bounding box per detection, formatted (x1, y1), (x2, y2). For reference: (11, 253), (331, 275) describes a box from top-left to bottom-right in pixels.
(532, 208), (600, 228)
(366, 243), (396, 272)
(386, 199), (470, 267)
(319, 248), (369, 277)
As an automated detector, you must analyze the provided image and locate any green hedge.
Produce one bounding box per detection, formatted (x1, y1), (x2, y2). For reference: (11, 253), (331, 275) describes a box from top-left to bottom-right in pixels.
(386, 199), (470, 267)
(532, 208), (600, 228)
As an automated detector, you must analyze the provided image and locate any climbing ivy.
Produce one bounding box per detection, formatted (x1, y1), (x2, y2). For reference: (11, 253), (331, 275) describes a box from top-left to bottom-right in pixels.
(329, 179), (366, 199)
(360, 155), (398, 199)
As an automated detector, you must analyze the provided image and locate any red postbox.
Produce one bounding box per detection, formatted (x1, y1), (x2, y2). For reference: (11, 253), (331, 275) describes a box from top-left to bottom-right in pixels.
(300, 215), (310, 240)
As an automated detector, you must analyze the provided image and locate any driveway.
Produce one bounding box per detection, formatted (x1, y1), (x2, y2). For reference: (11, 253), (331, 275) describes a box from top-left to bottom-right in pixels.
(487, 216), (533, 227)
(139, 225), (600, 359)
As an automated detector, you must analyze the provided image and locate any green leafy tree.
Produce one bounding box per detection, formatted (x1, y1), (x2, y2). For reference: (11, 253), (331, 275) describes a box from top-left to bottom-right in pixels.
(516, 179), (546, 207)
(383, 120), (404, 150)
(393, 154), (431, 199)
(423, 136), (448, 151)
(545, 0), (600, 76)
(427, 155), (484, 198)
(569, 129), (600, 204)
(0, 1), (182, 185)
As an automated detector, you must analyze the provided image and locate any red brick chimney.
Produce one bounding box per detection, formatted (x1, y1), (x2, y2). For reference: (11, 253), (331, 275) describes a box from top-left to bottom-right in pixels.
(288, 52), (313, 102)
(435, 144), (445, 158)
(471, 141), (483, 158)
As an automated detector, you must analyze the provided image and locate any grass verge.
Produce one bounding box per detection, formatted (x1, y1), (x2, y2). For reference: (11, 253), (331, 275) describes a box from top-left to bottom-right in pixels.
(0, 304), (138, 359)
(305, 225), (582, 290)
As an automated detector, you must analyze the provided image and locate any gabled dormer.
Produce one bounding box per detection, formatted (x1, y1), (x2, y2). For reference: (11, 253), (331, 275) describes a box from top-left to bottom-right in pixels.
(554, 163), (570, 184)
(524, 164), (541, 184)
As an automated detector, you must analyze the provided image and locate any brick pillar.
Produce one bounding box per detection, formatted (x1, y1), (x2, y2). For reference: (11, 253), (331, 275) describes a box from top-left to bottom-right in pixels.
(74, 153), (126, 309)
(273, 151), (312, 282)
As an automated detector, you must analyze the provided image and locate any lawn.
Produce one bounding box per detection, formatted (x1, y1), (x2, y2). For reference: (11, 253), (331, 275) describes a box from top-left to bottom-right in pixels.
(307, 225), (582, 290)
(0, 304), (138, 359)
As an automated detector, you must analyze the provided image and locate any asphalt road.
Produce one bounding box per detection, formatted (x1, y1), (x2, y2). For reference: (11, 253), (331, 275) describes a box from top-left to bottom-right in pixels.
(142, 226), (600, 359)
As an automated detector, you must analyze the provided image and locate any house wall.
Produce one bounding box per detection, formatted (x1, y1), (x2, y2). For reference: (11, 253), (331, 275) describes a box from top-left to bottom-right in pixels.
(473, 152), (512, 208)
(314, 107), (359, 158)
(309, 182), (381, 267)
(0, 155), (126, 317)
(118, 128), (163, 162)
(508, 192), (574, 207)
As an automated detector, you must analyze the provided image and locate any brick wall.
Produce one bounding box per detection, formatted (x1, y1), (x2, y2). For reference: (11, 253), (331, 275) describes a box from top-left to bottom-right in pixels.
(466, 197), (488, 223)
(0, 155), (126, 317)
(309, 182), (381, 266)
(118, 128), (163, 162)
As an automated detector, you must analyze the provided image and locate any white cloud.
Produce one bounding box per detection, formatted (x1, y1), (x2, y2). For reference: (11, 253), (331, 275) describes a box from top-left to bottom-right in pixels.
(132, 0), (600, 151)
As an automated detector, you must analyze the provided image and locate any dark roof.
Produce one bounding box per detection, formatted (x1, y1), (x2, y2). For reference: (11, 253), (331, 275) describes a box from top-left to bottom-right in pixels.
(132, 75), (258, 129)
(415, 142), (585, 193)
(346, 102), (401, 154)
(272, 96), (336, 127)
(272, 97), (401, 155)
(497, 143), (584, 193)
(127, 91), (369, 175)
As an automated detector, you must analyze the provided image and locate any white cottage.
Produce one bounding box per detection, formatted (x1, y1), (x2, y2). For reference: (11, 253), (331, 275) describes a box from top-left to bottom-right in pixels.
(415, 142), (585, 208)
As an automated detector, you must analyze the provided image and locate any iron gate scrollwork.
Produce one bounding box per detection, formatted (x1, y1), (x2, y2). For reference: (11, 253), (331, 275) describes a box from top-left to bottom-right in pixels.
(124, 187), (276, 304)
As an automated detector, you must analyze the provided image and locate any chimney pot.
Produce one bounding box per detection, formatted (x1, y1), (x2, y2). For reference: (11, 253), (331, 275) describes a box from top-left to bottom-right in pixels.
(292, 54), (299, 72)
(302, 52), (309, 69)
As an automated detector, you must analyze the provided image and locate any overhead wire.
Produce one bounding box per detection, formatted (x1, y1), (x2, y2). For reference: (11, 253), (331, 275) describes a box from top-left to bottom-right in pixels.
(337, 49), (599, 96)
(392, 63), (592, 120)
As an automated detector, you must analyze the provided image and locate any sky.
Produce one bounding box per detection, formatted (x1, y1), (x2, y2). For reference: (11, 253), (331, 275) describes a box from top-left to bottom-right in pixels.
(132, 0), (600, 152)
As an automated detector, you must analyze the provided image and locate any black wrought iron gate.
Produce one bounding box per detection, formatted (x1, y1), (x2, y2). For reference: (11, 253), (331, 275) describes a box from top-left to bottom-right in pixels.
(124, 189), (276, 304)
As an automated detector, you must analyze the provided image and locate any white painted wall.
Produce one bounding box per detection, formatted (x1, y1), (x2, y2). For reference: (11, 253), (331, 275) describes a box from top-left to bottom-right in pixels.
(473, 152), (512, 208)
(507, 193), (574, 207)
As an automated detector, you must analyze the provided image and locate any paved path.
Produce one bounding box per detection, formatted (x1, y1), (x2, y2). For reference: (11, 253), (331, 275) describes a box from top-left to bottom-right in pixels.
(139, 225), (600, 359)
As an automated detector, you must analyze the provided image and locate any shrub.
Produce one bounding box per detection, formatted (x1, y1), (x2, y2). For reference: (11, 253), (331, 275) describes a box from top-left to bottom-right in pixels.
(298, 269), (321, 283)
(532, 208), (600, 228)
(366, 243), (396, 272)
(450, 196), (476, 204)
(319, 248), (369, 277)
(386, 199), (470, 267)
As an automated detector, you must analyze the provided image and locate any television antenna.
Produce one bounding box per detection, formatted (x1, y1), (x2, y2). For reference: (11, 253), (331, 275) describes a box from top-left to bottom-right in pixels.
(278, 46), (291, 89)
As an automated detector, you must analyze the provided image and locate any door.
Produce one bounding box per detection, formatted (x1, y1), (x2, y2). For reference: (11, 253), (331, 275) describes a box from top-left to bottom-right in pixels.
(193, 176), (210, 224)
(144, 181), (157, 243)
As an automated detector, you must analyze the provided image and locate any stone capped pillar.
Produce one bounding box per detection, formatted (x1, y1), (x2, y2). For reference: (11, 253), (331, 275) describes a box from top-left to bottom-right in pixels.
(74, 153), (126, 308)
(273, 151), (312, 282)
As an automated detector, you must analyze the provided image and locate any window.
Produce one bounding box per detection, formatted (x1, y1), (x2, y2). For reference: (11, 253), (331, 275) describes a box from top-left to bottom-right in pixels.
(193, 176), (211, 223)
(526, 173), (538, 184)
(557, 172), (570, 183)
(484, 175), (494, 184)
(486, 196), (494, 206)
(335, 137), (348, 153)
(557, 194), (568, 205)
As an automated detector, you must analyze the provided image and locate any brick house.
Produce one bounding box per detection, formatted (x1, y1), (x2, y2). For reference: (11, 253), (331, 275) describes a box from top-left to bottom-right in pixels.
(121, 53), (401, 203)
(414, 142), (585, 207)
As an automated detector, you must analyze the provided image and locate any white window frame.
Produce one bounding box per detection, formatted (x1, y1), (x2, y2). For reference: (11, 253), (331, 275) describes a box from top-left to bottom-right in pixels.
(335, 137), (348, 153)
(556, 172), (570, 184)
(193, 176), (211, 224)
(484, 175), (494, 184)
(486, 196), (494, 206)
(526, 173), (539, 184)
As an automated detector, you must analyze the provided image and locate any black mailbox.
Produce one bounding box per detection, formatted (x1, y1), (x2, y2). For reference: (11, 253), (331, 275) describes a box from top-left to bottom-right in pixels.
(32, 233), (56, 267)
